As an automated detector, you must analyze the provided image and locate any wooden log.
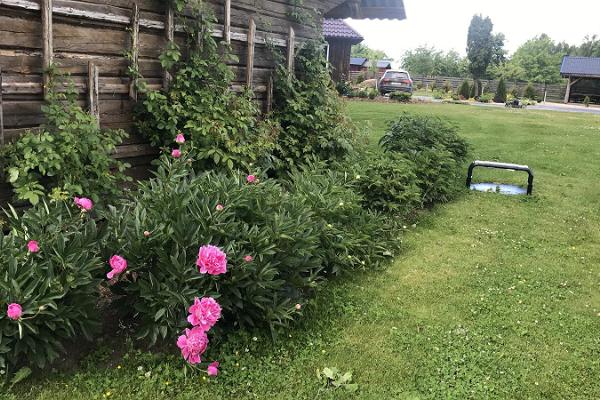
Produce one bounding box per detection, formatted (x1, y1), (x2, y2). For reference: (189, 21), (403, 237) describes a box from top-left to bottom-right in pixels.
(41, 0), (53, 99)
(223, 0), (231, 44)
(129, 3), (140, 101)
(87, 61), (99, 126)
(245, 17), (255, 89)
(287, 26), (295, 73)
(0, 67), (4, 146)
(266, 74), (273, 113)
(163, 5), (174, 90)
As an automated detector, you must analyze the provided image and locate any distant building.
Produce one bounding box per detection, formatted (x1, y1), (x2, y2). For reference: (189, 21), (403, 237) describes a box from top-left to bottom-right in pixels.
(350, 57), (370, 72)
(324, 19), (365, 82)
(376, 60), (393, 74)
(560, 56), (600, 104)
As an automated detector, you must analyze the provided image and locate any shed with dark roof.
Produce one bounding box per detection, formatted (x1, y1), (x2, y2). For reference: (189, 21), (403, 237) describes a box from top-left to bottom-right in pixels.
(324, 19), (365, 82)
(560, 56), (600, 104)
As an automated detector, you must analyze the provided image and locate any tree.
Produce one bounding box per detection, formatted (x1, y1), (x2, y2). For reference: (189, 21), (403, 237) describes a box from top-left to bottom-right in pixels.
(575, 35), (600, 57)
(351, 43), (390, 63)
(510, 34), (566, 83)
(401, 46), (468, 77)
(458, 80), (471, 98)
(466, 15), (505, 94)
(494, 78), (507, 103)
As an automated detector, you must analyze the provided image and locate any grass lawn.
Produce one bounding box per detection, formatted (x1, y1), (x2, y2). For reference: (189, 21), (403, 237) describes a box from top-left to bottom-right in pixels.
(9, 102), (600, 399)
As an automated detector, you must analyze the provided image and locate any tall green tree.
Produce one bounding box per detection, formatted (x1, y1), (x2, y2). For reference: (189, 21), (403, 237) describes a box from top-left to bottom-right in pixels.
(351, 43), (390, 62)
(466, 15), (505, 93)
(576, 34), (600, 57)
(510, 34), (567, 83)
(401, 46), (468, 77)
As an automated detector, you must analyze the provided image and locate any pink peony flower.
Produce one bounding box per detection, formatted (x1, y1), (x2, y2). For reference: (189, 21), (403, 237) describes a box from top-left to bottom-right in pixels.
(107, 255), (127, 279)
(172, 149), (182, 158)
(207, 361), (219, 376)
(175, 133), (185, 144)
(177, 327), (208, 365)
(246, 175), (256, 184)
(74, 197), (93, 212)
(244, 255), (253, 263)
(295, 303), (302, 311)
(7, 303), (22, 320)
(143, 230), (151, 238)
(216, 204), (224, 211)
(196, 245), (227, 275)
(27, 240), (40, 253)
(187, 297), (222, 331)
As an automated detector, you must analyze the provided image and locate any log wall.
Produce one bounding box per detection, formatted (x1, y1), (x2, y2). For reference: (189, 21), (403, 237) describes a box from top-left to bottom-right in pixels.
(0, 0), (343, 205)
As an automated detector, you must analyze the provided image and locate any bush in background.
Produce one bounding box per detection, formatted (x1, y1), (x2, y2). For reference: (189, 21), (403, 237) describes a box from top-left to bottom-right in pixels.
(494, 78), (507, 103)
(478, 93), (493, 103)
(458, 80), (471, 99)
(0, 201), (105, 370)
(524, 83), (537, 101)
(286, 164), (400, 276)
(389, 92), (412, 102)
(583, 96), (590, 107)
(379, 113), (469, 164)
(347, 151), (422, 214)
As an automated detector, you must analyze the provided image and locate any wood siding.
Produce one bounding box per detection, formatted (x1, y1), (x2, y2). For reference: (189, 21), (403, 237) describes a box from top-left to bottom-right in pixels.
(0, 0), (349, 205)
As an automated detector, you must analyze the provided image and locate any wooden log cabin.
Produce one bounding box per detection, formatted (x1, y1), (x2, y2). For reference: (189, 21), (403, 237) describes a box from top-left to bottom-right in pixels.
(0, 0), (406, 204)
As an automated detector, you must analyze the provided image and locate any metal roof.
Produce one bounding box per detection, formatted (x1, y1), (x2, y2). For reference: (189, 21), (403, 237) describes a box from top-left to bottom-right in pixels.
(323, 19), (364, 42)
(325, 0), (407, 20)
(377, 60), (392, 68)
(350, 57), (369, 66)
(560, 56), (600, 78)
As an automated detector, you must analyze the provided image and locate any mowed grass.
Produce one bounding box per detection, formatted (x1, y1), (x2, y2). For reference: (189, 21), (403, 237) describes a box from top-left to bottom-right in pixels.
(8, 103), (600, 400)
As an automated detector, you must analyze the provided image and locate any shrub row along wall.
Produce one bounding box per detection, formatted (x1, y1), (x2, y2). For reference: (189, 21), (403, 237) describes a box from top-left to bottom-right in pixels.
(411, 75), (568, 102)
(0, 0), (343, 206)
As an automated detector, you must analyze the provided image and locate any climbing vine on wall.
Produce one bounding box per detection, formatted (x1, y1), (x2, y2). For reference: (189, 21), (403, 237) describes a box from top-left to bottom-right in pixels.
(0, 66), (130, 206)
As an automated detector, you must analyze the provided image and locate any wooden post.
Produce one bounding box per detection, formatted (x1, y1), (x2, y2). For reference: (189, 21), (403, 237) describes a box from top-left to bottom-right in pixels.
(0, 67), (4, 146)
(287, 26), (295, 73)
(41, 0), (53, 99)
(163, 6), (174, 90)
(266, 75), (273, 113)
(564, 77), (571, 103)
(223, 0), (231, 44)
(129, 3), (140, 101)
(245, 17), (256, 89)
(88, 62), (99, 126)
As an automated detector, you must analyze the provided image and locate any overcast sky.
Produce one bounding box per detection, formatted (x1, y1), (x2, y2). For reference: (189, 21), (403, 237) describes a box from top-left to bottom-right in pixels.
(346, 0), (600, 66)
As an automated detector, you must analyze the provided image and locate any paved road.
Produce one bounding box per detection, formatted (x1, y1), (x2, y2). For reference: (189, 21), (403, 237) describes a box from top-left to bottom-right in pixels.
(471, 101), (600, 115)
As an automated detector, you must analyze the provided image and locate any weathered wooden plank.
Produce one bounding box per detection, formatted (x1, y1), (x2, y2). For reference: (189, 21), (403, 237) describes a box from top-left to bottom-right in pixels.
(245, 17), (255, 89)
(287, 26), (295, 73)
(41, 0), (53, 99)
(163, 5), (174, 90)
(87, 61), (99, 125)
(266, 74), (273, 113)
(0, 67), (4, 145)
(129, 3), (139, 101)
(223, 0), (231, 44)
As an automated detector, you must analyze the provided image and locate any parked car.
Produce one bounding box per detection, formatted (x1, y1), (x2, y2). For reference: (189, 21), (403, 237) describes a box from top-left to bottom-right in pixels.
(379, 69), (413, 95)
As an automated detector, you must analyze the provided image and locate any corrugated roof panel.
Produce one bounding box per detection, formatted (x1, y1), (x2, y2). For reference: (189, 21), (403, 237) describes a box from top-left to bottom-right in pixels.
(560, 56), (600, 78)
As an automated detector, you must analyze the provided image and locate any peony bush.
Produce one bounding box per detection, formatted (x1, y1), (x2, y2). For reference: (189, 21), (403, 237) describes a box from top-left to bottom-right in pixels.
(101, 153), (323, 345)
(0, 200), (105, 369)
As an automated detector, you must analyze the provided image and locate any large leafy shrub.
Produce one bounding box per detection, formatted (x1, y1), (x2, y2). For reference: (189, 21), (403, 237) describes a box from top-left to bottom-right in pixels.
(0, 71), (129, 205)
(347, 151), (422, 214)
(134, 4), (278, 171)
(0, 201), (104, 370)
(379, 113), (469, 163)
(379, 113), (469, 205)
(494, 78), (507, 103)
(285, 164), (400, 276)
(271, 40), (356, 173)
(102, 155), (323, 344)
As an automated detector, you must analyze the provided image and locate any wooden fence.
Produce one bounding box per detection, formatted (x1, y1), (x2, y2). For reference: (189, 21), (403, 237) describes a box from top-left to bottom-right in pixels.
(411, 75), (568, 103)
(0, 0), (328, 206)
